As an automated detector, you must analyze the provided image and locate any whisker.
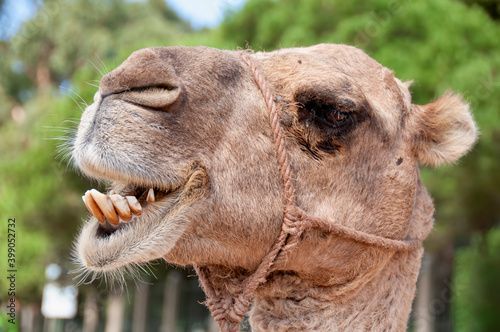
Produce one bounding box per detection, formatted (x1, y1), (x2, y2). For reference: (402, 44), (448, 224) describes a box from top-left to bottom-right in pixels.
(88, 58), (106, 78)
(95, 54), (110, 75)
(61, 93), (85, 113)
(59, 86), (89, 111)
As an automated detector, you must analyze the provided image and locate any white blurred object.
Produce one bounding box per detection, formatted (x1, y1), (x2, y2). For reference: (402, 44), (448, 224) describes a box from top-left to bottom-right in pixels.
(45, 263), (62, 281)
(41, 268), (78, 320)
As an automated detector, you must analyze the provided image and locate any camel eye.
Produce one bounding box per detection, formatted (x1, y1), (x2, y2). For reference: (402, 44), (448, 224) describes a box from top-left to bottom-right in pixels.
(301, 100), (353, 131)
(315, 104), (351, 128)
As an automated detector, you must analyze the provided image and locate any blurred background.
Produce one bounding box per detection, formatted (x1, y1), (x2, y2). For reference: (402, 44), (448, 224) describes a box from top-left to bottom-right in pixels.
(0, 0), (499, 331)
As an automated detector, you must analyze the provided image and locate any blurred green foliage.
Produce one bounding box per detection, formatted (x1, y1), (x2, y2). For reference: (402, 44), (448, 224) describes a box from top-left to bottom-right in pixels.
(0, 1), (499, 330)
(463, 0), (500, 19)
(454, 227), (500, 331)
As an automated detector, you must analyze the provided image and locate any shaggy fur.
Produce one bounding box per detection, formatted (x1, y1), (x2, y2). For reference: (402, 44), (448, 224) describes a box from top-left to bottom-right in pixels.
(72, 44), (477, 330)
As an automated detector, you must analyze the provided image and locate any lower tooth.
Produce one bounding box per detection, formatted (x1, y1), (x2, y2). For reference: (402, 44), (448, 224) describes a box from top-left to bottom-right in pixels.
(109, 194), (132, 221)
(89, 189), (119, 225)
(147, 188), (155, 203)
(82, 191), (105, 223)
(126, 196), (142, 215)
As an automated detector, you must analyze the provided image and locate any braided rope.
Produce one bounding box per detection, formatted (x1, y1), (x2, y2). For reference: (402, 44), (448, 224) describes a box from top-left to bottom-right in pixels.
(240, 51), (296, 207)
(304, 215), (422, 251)
(194, 51), (425, 331)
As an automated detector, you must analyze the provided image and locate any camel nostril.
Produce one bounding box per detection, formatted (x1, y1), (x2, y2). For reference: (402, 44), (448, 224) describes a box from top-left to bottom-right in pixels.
(119, 85), (182, 111)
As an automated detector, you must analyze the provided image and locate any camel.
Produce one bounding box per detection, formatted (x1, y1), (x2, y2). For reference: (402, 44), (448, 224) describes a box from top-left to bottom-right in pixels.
(72, 44), (477, 331)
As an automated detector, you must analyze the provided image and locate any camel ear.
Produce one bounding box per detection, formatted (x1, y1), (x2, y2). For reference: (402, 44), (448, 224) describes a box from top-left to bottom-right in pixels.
(410, 91), (477, 166)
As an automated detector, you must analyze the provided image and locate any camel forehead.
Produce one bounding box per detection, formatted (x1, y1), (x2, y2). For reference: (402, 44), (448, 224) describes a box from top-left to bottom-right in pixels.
(124, 44), (378, 68)
(121, 44), (386, 76)
(266, 44), (383, 69)
(257, 44), (410, 133)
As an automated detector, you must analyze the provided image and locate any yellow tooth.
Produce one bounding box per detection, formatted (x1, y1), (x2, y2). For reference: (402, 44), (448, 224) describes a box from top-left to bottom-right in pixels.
(147, 188), (155, 203)
(109, 189), (116, 195)
(82, 191), (105, 224)
(126, 196), (142, 215)
(109, 194), (132, 221)
(89, 189), (119, 225)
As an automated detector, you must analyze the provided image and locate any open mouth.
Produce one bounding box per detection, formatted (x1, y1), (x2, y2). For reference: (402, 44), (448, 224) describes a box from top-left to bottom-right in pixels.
(80, 163), (208, 236)
(75, 163), (208, 272)
(82, 184), (181, 234)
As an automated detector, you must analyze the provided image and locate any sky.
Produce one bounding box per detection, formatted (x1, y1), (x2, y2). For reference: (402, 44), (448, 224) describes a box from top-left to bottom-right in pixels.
(0, 0), (248, 40)
(165, 0), (247, 30)
(0, 0), (37, 39)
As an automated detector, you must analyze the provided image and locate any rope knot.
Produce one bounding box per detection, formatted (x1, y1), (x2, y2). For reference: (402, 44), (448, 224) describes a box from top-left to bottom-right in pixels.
(282, 205), (303, 235)
(206, 295), (233, 322)
(205, 293), (249, 325)
(226, 294), (249, 323)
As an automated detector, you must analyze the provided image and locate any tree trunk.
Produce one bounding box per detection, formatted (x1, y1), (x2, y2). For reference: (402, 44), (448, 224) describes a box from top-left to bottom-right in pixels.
(21, 302), (37, 332)
(414, 253), (433, 332)
(82, 287), (99, 332)
(132, 282), (149, 332)
(35, 42), (54, 90)
(161, 271), (181, 332)
(104, 291), (124, 332)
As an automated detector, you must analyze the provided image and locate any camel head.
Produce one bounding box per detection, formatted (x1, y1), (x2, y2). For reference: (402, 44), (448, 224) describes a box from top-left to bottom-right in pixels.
(73, 44), (476, 287)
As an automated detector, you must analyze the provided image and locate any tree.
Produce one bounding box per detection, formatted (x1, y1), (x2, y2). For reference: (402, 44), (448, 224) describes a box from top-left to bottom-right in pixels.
(454, 227), (500, 331)
(0, 0), (192, 302)
(461, 0), (500, 20)
(3, 0), (190, 96)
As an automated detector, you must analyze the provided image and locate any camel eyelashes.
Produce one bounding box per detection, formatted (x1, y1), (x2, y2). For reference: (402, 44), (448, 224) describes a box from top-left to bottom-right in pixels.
(314, 104), (351, 128)
(298, 99), (354, 134)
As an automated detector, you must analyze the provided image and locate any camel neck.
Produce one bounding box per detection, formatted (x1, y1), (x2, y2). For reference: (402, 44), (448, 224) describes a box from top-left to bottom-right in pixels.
(198, 178), (434, 331)
(249, 248), (423, 331)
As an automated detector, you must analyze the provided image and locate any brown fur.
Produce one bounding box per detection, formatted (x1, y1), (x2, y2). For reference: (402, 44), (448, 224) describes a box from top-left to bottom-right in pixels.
(72, 44), (477, 330)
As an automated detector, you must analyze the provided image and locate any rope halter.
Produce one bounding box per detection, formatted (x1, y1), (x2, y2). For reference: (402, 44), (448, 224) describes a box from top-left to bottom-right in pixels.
(193, 51), (425, 332)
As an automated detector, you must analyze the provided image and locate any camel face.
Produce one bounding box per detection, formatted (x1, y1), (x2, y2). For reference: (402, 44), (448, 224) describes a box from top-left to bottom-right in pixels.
(73, 44), (476, 279)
